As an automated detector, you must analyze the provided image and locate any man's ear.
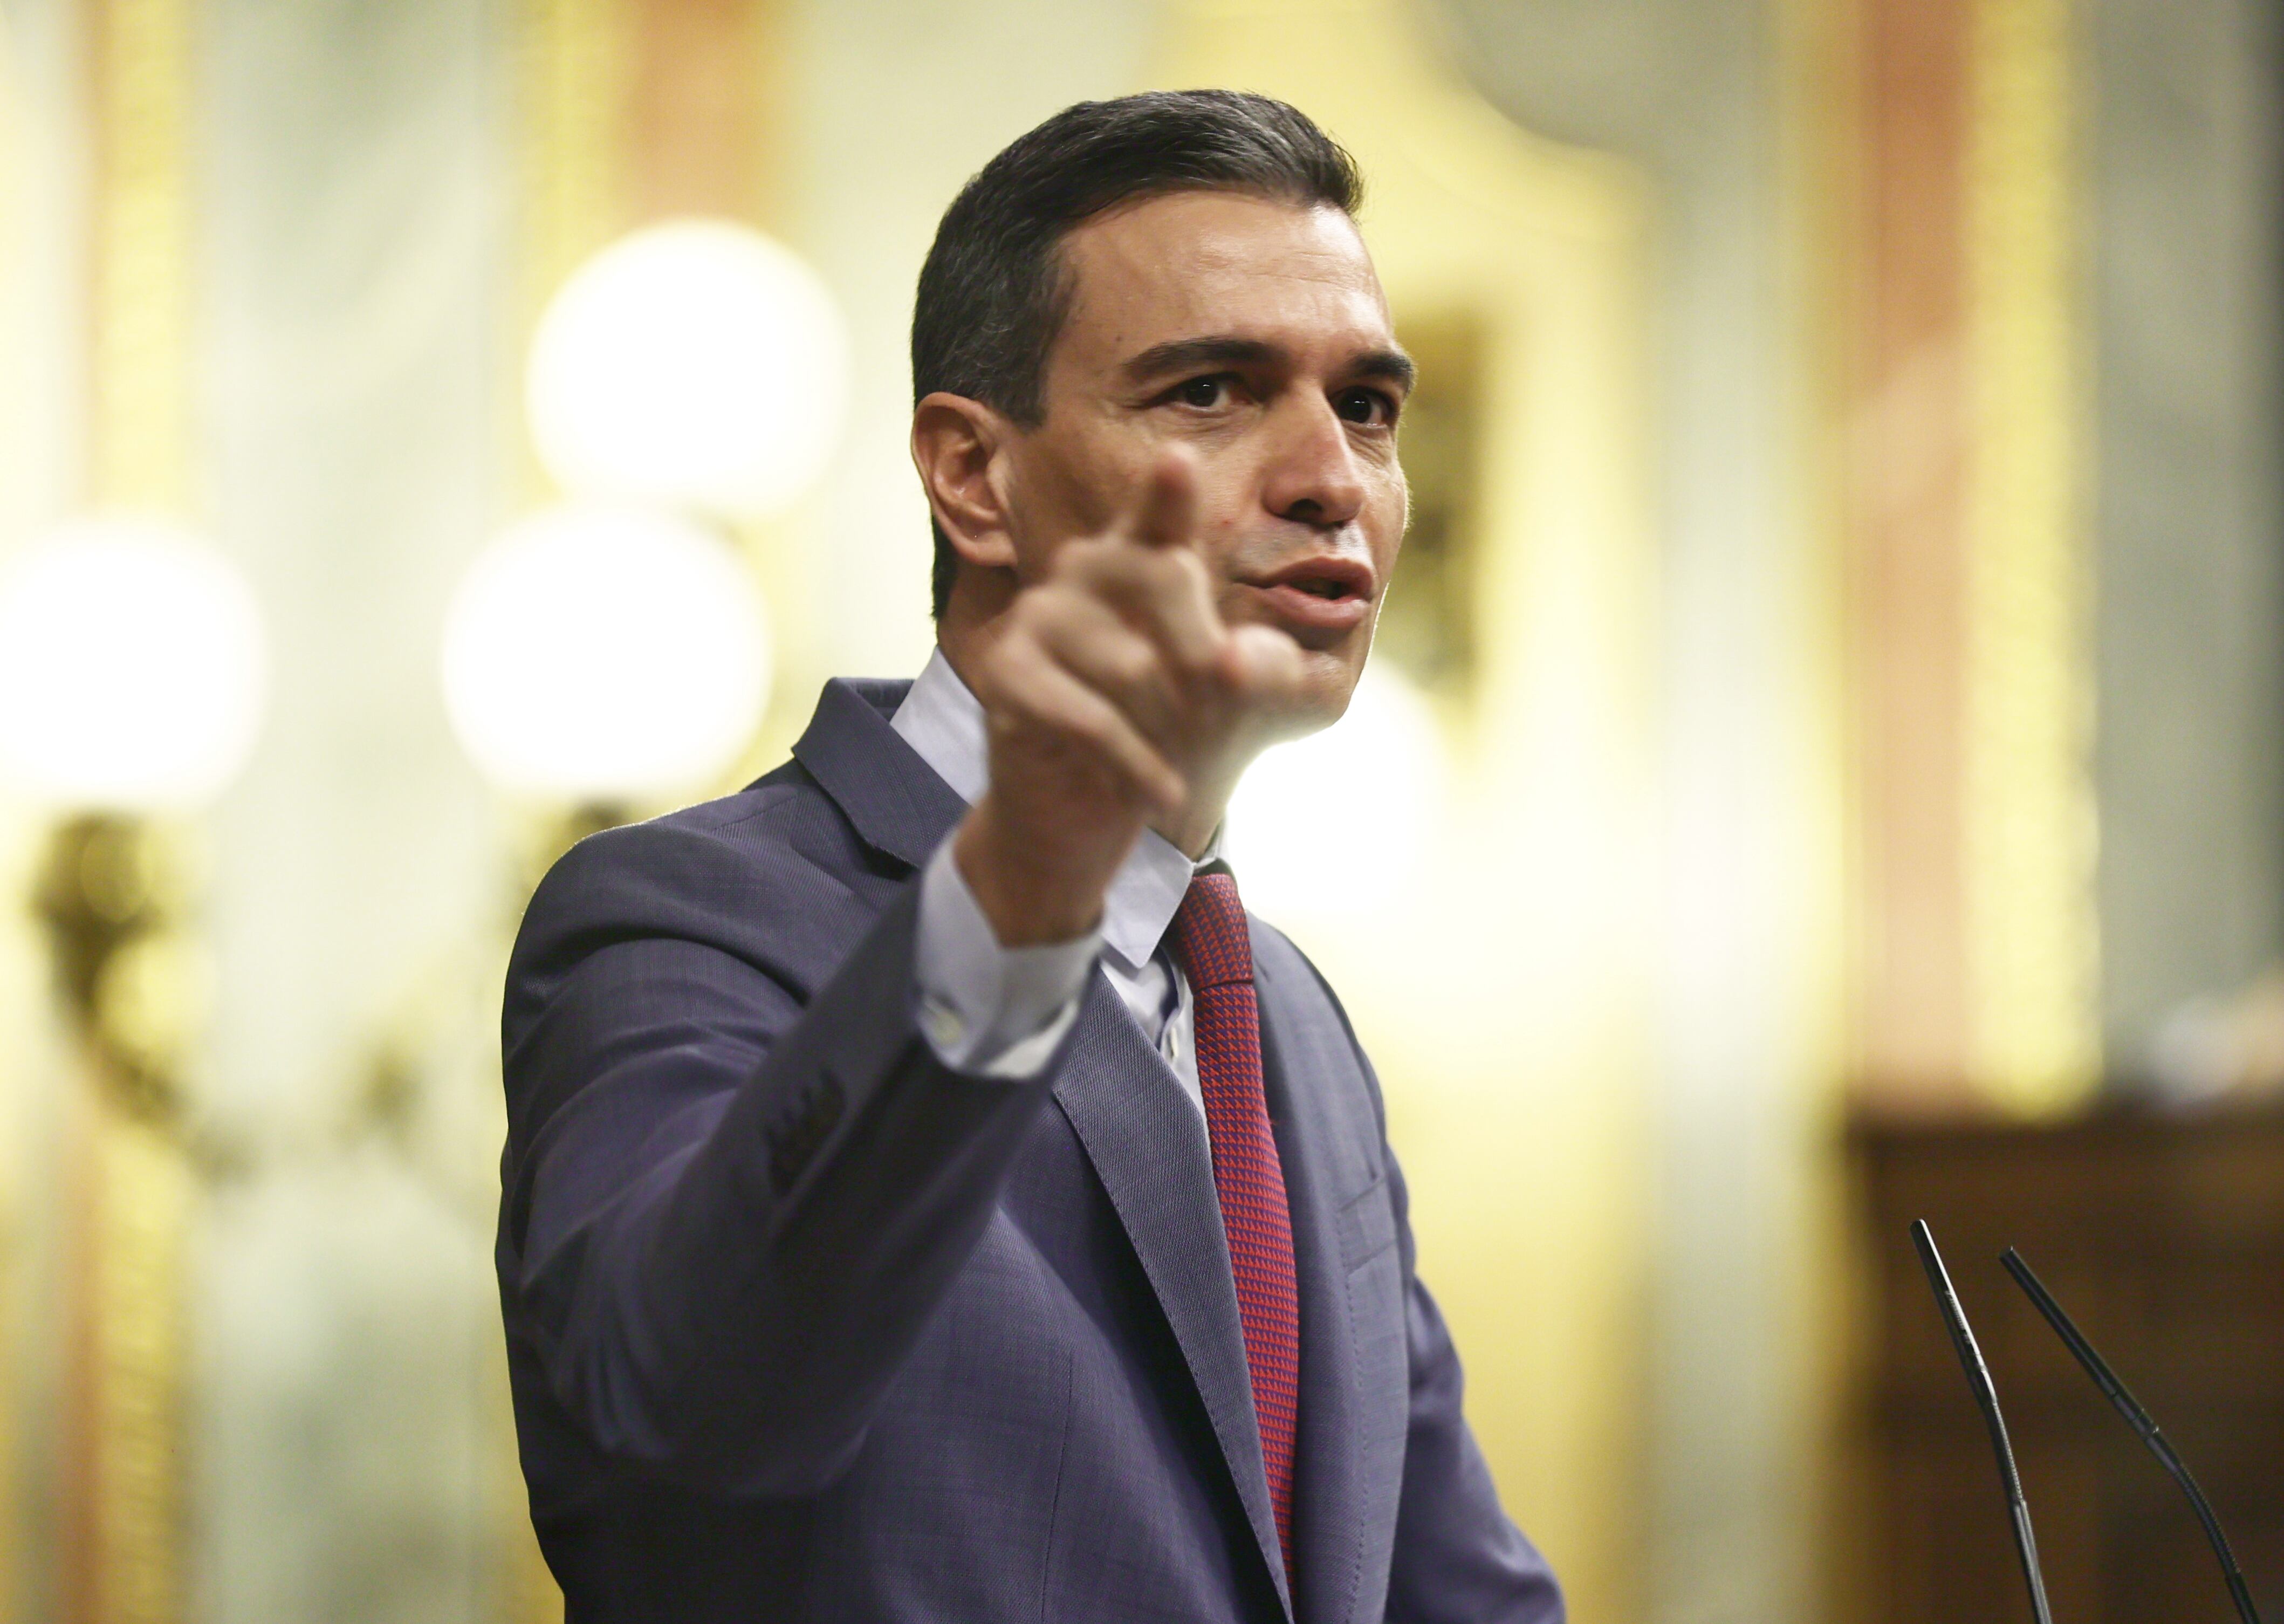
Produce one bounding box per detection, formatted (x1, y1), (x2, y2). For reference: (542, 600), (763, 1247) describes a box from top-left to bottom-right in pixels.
(910, 393), (1020, 573)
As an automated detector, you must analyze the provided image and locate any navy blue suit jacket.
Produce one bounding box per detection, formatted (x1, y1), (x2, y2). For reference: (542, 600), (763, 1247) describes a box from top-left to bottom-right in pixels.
(497, 677), (1563, 1622)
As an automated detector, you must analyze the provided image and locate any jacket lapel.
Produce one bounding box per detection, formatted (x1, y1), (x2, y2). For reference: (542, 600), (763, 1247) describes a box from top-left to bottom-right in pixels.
(1050, 984), (1294, 1619)
(788, 677), (962, 870)
(1252, 926), (1411, 1624)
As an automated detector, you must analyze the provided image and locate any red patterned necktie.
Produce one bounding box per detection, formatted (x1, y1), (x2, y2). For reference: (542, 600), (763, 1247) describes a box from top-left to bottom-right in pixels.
(1168, 869), (1300, 1589)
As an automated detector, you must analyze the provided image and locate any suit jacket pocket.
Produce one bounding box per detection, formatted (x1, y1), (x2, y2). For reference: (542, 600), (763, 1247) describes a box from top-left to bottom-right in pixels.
(1336, 1175), (1397, 1271)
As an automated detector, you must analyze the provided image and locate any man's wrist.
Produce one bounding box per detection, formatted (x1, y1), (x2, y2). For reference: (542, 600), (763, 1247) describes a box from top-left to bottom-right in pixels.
(914, 841), (1096, 1078)
(952, 797), (1126, 947)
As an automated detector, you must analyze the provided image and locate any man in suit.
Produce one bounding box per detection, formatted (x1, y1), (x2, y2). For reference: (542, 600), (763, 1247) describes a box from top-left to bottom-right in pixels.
(498, 90), (1563, 1622)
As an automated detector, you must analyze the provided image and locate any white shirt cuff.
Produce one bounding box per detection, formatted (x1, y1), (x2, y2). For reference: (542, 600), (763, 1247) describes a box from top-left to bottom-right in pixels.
(913, 839), (1097, 1078)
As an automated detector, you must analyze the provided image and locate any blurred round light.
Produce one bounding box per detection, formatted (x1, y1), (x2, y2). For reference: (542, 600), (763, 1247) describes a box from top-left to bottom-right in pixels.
(441, 502), (771, 800)
(1225, 668), (1446, 922)
(0, 514), (267, 811)
(527, 218), (849, 520)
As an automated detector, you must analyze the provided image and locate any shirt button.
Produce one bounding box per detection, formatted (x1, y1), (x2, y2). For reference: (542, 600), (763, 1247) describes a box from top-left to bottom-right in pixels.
(921, 996), (967, 1052)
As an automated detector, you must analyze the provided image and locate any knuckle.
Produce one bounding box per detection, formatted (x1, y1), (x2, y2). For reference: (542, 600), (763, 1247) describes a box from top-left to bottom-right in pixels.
(1107, 638), (1156, 688)
(1171, 629), (1222, 678)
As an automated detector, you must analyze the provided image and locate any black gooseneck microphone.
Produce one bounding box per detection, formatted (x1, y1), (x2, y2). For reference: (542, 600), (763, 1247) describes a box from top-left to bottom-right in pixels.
(1910, 1219), (2057, 1624)
(2001, 1245), (2265, 1624)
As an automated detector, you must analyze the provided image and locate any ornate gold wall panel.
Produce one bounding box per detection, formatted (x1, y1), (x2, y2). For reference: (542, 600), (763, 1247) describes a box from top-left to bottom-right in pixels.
(518, 0), (626, 336)
(73, 1112), (187, 1624)
(66, 3), (200, 1624)
(70, 1), (198, 1620)
(1960, 0), (2098, 1112)
(1842, 0), (2097, 1116)
(624, 0), (785, 227)
(88, 0), (188, 512)
(1851, 0), (1973, 1102)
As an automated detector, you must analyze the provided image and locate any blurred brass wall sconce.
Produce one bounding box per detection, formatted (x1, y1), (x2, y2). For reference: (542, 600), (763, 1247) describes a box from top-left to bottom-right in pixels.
(0, 512), (266, 1624)
(32, 813), (209, 1127)
(0, 513), (265, 1121)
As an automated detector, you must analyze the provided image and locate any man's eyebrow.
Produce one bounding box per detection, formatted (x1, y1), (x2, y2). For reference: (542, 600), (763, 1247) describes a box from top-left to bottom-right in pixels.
(1119, 335), (1419, 392)
(1352, 347), (1417, 392)
(1120, 335), (1282, 384)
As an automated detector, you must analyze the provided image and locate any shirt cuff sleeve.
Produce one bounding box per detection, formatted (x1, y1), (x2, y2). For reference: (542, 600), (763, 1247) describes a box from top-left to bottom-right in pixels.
(913, 838), (1098, 1079)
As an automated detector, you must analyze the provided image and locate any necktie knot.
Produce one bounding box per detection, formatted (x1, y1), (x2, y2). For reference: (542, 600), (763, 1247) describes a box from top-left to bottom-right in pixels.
(1170, 871), (1252, 990)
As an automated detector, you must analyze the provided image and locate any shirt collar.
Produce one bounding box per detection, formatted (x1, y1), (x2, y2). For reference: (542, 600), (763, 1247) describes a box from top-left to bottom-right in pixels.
(890, 647), (1216, 974)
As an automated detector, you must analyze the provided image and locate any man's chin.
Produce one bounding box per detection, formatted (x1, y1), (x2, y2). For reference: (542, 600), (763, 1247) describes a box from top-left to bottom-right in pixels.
(1259, 649), (1364, 746)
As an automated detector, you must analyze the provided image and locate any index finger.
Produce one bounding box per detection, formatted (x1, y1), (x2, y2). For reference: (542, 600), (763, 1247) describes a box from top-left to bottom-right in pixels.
(1121, 451), (1201, 551)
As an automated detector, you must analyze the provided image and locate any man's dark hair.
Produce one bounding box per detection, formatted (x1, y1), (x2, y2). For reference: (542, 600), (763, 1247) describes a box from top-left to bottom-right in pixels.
(911, 91), (1362, 619)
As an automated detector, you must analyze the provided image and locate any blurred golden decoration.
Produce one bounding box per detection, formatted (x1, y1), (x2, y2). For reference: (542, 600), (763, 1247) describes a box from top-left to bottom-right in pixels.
(519, 0), (628, 334)
(1158, 4), (1657, 1617)
(625, 0), (786, 227)
(74, 1109), (188, 1624)
(35, 817), (203, 1126)
(1960, 0), (2098, 1114)
(1846, 0), (1978, 1102)
(1376, 313), (1484, 696)
(520, 0), (788, 293)
(64, 0), (200, 1616)
(1837, 0), (2096, 1116)
(43, 817), (200, 1624)
(88, 0), (189, 512)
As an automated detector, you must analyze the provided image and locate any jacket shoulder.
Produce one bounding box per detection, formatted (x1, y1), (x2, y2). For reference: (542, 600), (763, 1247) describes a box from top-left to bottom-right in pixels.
(504, 760), (902, 1047)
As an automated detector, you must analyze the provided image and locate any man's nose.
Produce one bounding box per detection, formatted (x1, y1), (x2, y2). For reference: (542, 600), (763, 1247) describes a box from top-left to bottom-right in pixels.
(1260, 395), (1367, 531)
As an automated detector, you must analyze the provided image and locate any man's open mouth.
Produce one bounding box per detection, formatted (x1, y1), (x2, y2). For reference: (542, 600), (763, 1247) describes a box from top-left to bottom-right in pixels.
(1245, 554), (1376, 602)
(1236, 555), (1378, 636)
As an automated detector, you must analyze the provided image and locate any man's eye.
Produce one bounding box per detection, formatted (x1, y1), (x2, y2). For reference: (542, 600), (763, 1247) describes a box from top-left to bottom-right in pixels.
(1335, 387), (1395, 427)
(1176, 375), (1229, 409)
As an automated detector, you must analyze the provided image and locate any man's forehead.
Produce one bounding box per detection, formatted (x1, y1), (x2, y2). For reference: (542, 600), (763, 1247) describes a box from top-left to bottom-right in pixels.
(1056, 191), (1391, 357)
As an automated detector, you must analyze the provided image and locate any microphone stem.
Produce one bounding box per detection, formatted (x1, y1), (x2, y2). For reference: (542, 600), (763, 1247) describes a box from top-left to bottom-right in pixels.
(2009, 1498), (2056, 1624)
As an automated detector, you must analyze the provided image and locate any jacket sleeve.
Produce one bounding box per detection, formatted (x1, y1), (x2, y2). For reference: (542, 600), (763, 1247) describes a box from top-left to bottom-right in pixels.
(1382, 1138), (1567, 1622)
(496, 812), (1064, 1497)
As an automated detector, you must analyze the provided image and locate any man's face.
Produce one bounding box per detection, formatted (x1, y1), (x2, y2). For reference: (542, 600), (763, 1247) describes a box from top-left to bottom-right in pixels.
(999, 190), (1411, 735)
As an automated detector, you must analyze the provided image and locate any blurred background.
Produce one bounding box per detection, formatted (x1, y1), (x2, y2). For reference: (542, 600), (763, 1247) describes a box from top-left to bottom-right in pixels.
(0, 0), (2278, 1619)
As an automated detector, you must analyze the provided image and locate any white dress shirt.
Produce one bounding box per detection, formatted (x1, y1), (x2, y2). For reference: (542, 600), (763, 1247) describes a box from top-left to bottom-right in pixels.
(894, 649), (1212, 1115)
